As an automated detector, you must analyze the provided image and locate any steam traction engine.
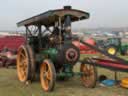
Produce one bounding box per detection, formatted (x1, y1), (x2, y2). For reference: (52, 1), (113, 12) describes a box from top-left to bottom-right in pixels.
(16, 6), (96, 91)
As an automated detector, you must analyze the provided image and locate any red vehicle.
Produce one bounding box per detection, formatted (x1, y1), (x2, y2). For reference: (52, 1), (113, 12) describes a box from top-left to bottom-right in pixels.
(0, 36), (25, 67)
(73, 37), (97, 54)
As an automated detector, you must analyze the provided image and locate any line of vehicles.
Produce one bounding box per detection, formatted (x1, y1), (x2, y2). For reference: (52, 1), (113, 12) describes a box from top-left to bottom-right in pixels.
(0, 32), (128, 69)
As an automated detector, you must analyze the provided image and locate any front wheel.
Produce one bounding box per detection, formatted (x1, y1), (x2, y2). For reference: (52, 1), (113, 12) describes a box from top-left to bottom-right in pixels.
(40, 59), (56, 92)
(80, 59), (97, 88)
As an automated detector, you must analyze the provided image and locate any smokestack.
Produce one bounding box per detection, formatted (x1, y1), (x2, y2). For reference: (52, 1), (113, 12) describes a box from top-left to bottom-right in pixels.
(64, 6), (72, 10)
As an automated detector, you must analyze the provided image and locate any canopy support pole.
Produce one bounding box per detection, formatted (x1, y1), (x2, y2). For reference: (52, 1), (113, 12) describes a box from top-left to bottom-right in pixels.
(38, 25), (42, 48)
(59, 17), (62, 48)
(25, 26), (29, 44)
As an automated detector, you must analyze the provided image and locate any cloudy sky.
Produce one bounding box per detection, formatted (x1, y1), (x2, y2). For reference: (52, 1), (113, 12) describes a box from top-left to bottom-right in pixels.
(0, 0), (128, 31)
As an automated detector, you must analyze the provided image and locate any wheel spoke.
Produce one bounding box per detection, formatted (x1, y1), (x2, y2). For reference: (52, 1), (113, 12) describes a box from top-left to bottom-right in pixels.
(23, 59), (27, 64)
(19, 64), (23, 68)
(20, 52), (26, 59)
(82, 65), (90, 76)
(46, 70), (51, 80)
(82, 65), (88, 72)
(23, 59), (27, 66)
(89, 67), (94, 75)
(45, 79), (49, 88)
(21, 70), (25, 78)
(43, 63), (47, 71)
(23, 71), (26, 77)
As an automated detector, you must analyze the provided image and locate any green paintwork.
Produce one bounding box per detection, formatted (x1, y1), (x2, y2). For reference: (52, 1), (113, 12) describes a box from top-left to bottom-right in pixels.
(57, 64), (83, 78)
(63, 64), (73, 77)
(41, 48), (58, 62)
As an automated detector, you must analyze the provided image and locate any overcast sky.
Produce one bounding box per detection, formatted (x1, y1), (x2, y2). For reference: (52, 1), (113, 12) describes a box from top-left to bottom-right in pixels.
(0, 0), (128, 31)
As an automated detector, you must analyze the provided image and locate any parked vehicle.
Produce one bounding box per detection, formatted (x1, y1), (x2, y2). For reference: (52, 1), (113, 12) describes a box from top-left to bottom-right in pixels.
(73, 37), (97, 54)
(0, 36), (25, 67)
(16, 6), (96, 92)
(96, 38), (128, 55)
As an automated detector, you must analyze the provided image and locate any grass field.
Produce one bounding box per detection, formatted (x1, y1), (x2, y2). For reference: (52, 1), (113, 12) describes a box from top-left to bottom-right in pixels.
(0, 55), (128, 96)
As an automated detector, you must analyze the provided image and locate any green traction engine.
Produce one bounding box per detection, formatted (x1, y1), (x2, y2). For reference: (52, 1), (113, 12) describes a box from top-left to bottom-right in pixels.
(16, 6), (97, 91)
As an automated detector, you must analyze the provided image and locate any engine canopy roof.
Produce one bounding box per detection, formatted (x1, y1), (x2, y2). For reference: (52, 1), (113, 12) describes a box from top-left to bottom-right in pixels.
(17, 6), (89, 27)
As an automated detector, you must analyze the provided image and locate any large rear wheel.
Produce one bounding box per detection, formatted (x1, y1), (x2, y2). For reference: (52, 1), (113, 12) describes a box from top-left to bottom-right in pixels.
(80, 59), (97, 88)
(17, 45), (35, 82)
(40, 59), (56, 92)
